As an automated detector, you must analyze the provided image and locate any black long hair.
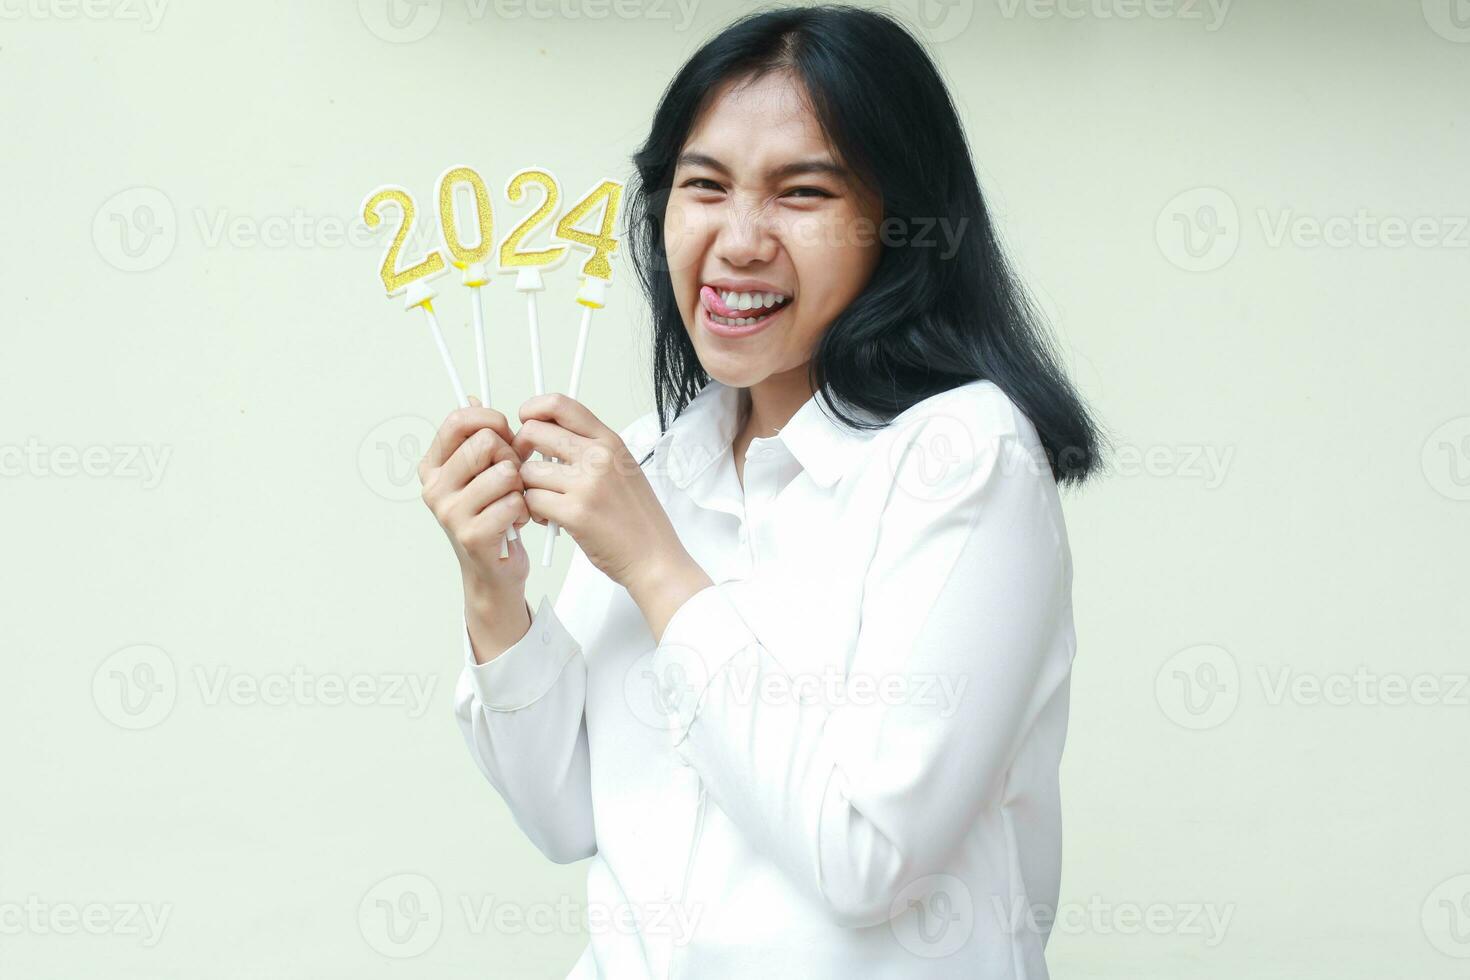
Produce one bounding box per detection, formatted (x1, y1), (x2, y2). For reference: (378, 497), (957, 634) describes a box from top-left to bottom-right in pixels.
(627, 4), (1107, 487)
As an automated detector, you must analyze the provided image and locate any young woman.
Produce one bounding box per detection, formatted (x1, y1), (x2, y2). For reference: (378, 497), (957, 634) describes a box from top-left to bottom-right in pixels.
(419, 6), (1104, 978)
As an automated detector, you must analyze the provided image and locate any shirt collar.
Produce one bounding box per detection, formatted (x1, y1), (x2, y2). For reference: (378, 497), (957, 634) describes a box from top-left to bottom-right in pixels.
(657, 377), (879, 491)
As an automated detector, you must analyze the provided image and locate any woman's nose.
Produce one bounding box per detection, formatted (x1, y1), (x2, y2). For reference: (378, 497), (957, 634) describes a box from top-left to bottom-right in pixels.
(713, 203), (777, 265)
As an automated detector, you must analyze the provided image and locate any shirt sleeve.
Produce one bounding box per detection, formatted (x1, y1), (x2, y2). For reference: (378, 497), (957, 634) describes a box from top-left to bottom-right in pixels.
(452, 529), (602, 865)
(450, 410), (662, 865)
(650, 421), (1075, 927)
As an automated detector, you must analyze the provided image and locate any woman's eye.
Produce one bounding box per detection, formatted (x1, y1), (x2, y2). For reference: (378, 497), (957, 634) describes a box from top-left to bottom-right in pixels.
(682, 178), (723, 192)
(785, 186), (834, 199)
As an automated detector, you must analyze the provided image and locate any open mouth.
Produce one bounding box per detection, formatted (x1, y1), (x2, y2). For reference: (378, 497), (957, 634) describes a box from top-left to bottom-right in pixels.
(699, 285), (792, 329)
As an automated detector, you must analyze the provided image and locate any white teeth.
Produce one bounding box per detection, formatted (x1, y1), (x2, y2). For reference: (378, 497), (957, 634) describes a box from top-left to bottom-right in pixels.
(714, 288), (790, 310)
(709, 288), (790, 317)
(708, 312), (766, 327)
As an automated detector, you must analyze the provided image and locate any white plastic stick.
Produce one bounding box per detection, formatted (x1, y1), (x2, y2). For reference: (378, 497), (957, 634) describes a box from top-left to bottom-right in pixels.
(467, 291), (515, 558)
(423, 305), (468, 409)
(527, 293), (546, 397)
(541, 304), (595, 567)
(470, 289), (491, 410)
(424, 304), (511, 559)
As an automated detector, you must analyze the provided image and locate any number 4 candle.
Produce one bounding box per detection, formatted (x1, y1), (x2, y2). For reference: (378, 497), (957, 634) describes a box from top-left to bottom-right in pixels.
(540, 176), (625, 567)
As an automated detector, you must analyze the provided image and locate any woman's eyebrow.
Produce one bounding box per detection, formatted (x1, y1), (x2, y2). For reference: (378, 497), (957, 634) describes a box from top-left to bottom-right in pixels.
(676, 151), (849, 182)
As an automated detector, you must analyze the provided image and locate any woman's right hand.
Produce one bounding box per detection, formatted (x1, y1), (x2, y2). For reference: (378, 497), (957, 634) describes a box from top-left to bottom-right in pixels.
(420, 399), (533, 648)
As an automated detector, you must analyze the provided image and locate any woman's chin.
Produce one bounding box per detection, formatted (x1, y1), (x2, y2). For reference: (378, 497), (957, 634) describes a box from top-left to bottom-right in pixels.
(700, 356), (764, 390)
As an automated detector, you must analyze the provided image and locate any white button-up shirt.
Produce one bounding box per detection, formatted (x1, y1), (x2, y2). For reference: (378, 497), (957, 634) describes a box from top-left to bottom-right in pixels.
(453, 377), (1077, 979)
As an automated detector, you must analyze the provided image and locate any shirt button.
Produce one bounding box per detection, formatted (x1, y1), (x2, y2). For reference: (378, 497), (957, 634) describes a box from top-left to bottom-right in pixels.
(540, 630), (551, 645)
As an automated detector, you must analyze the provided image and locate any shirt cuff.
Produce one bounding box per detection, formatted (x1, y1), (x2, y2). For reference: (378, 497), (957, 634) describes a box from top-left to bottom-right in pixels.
(652, 582), (759, 746)
(462, 595), (580, 711)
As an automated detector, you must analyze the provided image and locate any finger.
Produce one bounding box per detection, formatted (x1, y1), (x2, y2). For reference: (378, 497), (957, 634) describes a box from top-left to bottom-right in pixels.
(422, 405), (516, 474)
(518, 457), (575, 494)
(440, 428), (519, 494)
(512, 418), (591, 465)
(522, 487), (575, 531)
(451, 458), (523, 520)
(461, 493), (530, 553)
(518, 393), (612, 441)
(468, 486), (531, 537)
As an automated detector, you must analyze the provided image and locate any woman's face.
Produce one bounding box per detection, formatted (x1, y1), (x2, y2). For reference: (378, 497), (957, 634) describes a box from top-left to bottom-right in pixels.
(664, 70), (883, 389)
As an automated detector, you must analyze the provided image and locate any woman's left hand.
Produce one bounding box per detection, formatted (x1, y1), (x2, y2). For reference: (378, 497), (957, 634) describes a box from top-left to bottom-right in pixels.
(514, 394), (688, 594)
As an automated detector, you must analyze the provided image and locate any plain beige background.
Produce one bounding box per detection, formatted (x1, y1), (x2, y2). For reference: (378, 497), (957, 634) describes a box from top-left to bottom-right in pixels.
(2, 0), (1467, 977)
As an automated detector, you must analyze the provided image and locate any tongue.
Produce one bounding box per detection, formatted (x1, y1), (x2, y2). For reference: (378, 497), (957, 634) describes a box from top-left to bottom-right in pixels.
(701, 286), (774, 319)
